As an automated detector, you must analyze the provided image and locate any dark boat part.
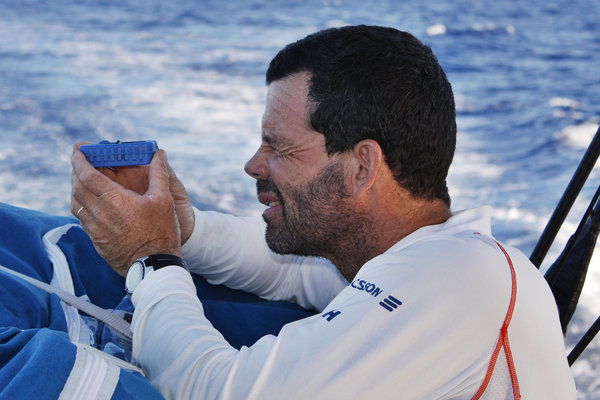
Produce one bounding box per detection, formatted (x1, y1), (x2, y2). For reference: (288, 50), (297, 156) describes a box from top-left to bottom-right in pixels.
(544, 192), (600, 333)
(567, 317), (600, 366)
(568, 315), (600, 366)
(530, 124), (600, 365)
(530, 125), (600, 268)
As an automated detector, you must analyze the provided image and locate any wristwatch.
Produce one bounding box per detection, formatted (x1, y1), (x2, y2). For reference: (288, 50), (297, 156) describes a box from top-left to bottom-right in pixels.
(125, 254), (188, 296)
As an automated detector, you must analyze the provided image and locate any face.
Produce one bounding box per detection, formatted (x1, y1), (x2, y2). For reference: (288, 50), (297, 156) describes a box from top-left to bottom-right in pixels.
(244, 72), (360, 257)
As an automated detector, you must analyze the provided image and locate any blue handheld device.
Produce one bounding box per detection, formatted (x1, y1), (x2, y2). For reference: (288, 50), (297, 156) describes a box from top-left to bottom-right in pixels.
(80, 140), (158, 168)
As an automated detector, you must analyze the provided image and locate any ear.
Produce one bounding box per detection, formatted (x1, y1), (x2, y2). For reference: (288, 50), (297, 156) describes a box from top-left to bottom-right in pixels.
(350, 139), (384, 197)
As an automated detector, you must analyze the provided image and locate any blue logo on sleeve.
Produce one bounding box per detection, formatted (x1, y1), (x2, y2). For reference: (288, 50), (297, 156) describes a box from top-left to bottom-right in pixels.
(322, 279), (403, 320)
(379, 295), (402, 312)
(322, 309), (341, 321)
(350, 278), (383, 297)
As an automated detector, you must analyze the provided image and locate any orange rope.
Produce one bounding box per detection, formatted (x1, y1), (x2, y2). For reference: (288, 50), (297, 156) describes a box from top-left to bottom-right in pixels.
(471, 236), (521, 399)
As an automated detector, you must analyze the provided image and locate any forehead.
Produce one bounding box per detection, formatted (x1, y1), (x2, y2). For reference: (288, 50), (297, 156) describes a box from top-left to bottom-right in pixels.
(262, 72), (320, 144)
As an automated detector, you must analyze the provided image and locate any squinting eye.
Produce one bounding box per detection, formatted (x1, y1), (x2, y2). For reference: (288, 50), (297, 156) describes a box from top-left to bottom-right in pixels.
(268, 146), (286, 158)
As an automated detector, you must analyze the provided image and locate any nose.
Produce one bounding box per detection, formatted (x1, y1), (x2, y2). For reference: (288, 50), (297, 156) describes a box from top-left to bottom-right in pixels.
(244, 149), (269, 180)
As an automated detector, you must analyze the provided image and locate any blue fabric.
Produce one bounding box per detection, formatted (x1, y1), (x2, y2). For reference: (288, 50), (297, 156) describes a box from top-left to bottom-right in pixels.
(194, 275), (315, 349)
(56, 226), (126, 309)
(0, 328), (75, 399)
(0, 271), (67, 333)
(0, 203), (73, 283)
(0, 202), (314, 398)
(112, 369), (166, 400)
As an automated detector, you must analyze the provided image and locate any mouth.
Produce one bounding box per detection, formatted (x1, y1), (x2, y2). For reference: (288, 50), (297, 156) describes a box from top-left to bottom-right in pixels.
(256, 179), (284, 219)
(258, 192), (283, 219)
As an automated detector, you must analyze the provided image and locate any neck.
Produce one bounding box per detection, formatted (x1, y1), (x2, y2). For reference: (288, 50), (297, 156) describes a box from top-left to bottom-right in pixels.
(328, 196), (451, 282)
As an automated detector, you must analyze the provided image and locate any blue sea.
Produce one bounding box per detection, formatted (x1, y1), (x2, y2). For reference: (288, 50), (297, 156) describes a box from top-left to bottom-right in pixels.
(1, 0), (599, 396)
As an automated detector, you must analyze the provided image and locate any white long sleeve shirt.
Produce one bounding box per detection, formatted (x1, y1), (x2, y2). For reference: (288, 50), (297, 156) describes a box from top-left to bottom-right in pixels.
(130, 206), (576, 399)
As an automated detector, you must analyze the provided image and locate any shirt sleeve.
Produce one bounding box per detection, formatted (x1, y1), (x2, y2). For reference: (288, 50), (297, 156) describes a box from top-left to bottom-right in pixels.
(180, 207), (347, 311)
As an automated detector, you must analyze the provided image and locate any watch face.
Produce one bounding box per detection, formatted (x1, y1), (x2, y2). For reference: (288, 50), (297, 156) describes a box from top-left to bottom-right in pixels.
(125, 260), (145, 295)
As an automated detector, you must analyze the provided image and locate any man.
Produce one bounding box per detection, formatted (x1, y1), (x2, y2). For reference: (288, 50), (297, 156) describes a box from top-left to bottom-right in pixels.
(71, 26), (576, 399)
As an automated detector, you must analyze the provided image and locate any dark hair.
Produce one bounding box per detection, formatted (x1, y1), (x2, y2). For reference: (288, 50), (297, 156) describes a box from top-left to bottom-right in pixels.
(266, 25), (456, 205)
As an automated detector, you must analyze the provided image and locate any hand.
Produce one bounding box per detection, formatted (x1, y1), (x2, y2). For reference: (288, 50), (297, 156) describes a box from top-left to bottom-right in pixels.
(72, 142), (149, 195)
(71, 146), (181, 276)
(72, 142), (195, 248)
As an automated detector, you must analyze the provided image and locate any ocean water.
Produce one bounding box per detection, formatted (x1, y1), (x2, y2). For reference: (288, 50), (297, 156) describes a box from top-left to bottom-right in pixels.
(1, 0), (599, 396)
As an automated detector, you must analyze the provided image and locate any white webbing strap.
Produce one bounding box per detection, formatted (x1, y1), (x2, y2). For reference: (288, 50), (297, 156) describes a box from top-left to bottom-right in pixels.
(0, 264), (132, 341)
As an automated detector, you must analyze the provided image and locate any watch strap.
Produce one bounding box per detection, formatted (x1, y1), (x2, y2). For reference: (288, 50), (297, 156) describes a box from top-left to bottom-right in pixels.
(143, 254), (188, 270)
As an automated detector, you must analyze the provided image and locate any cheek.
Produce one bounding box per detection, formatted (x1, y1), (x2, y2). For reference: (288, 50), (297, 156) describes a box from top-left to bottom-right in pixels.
(269, 171), (302, 207)
(269, 157), (319, 186)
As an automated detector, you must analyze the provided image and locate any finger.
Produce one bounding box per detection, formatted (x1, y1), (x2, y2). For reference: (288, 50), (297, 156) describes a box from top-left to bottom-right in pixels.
(165, 157), (191, 207)
(72, 143), (124, 187)
(147, 150), (171, 196)
(74, 205), (86, 219)
(71, 147), (120, 198)
(70, 197), (81, 218)
(70, 172), (97, 220)
(73, 141), (91, 152)
(71, 142), (116, 199)
(165, 159), (183, 194)
(70, 168), (88, 213)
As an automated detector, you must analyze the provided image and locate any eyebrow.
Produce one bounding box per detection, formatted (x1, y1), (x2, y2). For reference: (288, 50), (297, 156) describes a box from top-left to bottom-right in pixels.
(261, 132), (286, 148)
(261, 133), (274, 144)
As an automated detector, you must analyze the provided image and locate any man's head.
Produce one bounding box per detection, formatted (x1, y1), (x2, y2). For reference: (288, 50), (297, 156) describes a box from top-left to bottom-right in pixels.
(245, 26), (456, 277)
(266, 25), (456, 206)
(245, 72), (369, 267)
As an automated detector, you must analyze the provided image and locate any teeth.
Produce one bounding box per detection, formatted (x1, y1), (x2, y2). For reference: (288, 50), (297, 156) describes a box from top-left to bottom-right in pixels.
(268, 201), (280, 207)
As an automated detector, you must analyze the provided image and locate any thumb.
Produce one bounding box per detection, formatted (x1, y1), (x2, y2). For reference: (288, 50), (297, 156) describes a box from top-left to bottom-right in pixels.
(166, 158), (187, 199)
(147, 149), (170, 195)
